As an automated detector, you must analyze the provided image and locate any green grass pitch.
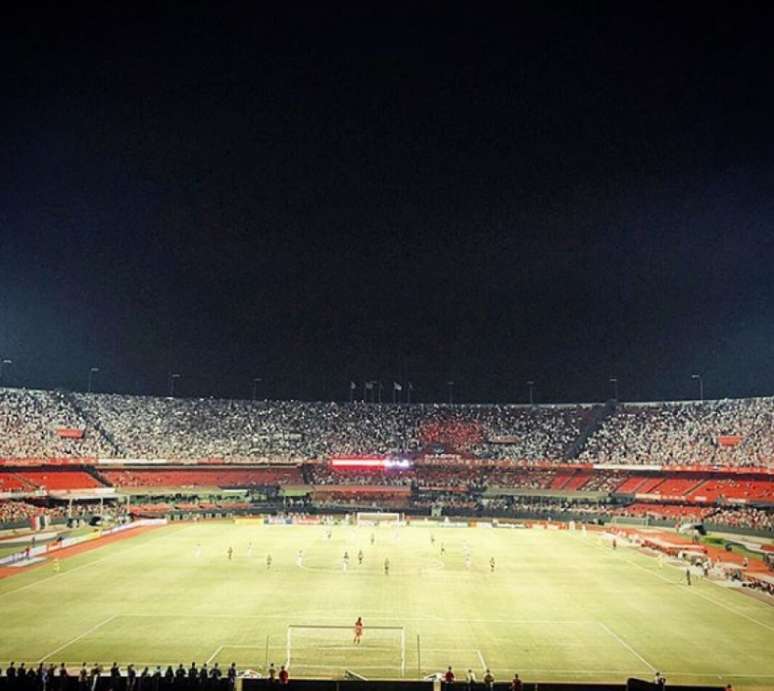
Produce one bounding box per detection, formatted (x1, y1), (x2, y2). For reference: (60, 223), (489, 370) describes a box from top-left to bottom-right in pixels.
(1, 522), (773, 686)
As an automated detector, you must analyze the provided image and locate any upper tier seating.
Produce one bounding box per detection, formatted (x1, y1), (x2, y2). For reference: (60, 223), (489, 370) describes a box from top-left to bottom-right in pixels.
(1, 387), (773, 468)
(580, 398), (774, 466)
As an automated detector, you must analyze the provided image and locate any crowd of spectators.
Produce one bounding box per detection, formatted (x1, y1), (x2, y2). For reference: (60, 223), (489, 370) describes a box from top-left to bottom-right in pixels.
(0, 500), (52, 523)
(0, 389), (112, 459)
(0, 500), (130, 526)
(581, 397), (774, 466)
(0, 660), (253, 691)
(0, 388), (589, 462)
(2, 388), (774, 468)
(706, 506), (774, 531)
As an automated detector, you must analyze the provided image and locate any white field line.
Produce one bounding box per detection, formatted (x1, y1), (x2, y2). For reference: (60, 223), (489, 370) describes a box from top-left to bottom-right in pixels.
(620, 551), (774, 633)
(37, 615), (119, 663)
(597, 622), (656, 673)
(115, 612), (595, 625)
(476, 650), (487, 673)
(205, 645), (223, 664)
(588, 536), (774, 634)
(0, 525), (181, 600)
(289, 664), (403, 670)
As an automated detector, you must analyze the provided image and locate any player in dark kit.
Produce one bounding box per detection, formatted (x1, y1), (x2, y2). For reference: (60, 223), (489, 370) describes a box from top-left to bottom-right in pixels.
(353, 616), (364, 644)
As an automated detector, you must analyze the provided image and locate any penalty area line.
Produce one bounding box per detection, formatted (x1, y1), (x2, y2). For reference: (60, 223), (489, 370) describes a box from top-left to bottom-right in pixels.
(206, 645), (224, 664)
(477, 650), (488, 673)
(597, 622), (656, 673)
(37, 615), (119, 663)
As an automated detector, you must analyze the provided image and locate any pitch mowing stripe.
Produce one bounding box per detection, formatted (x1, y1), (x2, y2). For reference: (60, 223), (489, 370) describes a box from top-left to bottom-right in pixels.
(0, 525), (186, 600)
(111, 612), (596, 625)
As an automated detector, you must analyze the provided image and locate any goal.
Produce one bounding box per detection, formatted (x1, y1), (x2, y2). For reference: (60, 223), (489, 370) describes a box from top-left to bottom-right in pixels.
(355, 512), (402, 527)
(286, 624), (405, 676)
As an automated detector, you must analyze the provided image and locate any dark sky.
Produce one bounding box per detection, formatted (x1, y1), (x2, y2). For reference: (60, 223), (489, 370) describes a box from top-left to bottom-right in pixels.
(2, 3), (774, 404)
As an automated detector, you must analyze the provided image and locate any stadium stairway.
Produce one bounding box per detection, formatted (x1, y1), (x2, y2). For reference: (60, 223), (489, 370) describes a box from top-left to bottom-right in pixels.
(565, 400), (616, 459)
(61, 390), (121, 456)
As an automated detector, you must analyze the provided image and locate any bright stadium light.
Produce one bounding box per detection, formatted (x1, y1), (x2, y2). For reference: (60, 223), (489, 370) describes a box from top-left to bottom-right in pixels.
(0, 359), (11, 384)
(88, 367), (100, 393)
(691, 373), (704, 401)
(169, 372), (181, 397)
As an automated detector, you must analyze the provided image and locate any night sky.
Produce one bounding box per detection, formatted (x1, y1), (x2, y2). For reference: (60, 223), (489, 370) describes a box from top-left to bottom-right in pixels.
(2, 4), (774, 404)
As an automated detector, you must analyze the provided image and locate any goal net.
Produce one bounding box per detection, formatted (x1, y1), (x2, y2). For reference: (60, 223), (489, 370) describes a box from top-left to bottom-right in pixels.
(356, 512), (402, 527)
(286, 624), (405, 677)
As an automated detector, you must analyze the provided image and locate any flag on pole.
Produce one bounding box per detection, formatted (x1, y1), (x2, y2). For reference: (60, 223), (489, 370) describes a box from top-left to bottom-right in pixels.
(393, 382), (402, 391)
(350, 381), (356, 390)
(365, 381), (374, 390)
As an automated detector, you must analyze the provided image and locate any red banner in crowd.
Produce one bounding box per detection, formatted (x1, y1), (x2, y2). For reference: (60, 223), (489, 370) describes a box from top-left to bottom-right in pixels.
(717, 435), (742, 448)
(55, 428), (84, 439)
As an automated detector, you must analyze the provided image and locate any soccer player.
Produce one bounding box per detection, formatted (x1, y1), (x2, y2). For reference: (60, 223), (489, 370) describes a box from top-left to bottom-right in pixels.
(511, 673), (523, 691)
(440, 543), (446, 556)
(278, 666), (288, 685)
(685, 568), (692, 586)
(466, 669), (477, 690)
(357, 549), (364, 565)
(342, 551), (350, 571)
(430, 533), (435, 545)
(247, 542), (254, 557)
(53, 558), (61, 573)
(612, 537), (617, 550)
(384, 557), (390, 575)
(266, 553), (272, 569)
(194, 544), (202, 559)
(483, 669), (494, 689)
(489, 557), (495, 572)
(296, 550), (304, 567)
(353, 616), (364, 644)
(327, 529), (332, 540)
(227, 546), (233, 561)
(444, 667), (455, 688)
(370, 533), (375, 545)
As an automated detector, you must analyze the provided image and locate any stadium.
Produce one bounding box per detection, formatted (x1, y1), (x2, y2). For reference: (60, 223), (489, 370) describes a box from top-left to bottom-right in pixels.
(5, 4), (774, 691)
(1, 389), (772, 689)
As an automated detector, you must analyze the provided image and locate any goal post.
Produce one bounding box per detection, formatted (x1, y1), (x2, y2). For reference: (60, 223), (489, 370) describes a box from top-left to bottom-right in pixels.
(286, 624), (405, 676)
(355, 512), (403, 527)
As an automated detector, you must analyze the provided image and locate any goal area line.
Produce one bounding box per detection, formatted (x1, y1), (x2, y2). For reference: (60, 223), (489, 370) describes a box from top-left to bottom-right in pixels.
(287, 624), (406, 676)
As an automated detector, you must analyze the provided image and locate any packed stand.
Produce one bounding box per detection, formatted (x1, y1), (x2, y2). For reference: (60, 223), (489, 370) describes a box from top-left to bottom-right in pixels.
(56, 394), (591, 461)
(581, 397), (774, 467)
(706, 506), (774, 531)
(0, 388), (112, 459)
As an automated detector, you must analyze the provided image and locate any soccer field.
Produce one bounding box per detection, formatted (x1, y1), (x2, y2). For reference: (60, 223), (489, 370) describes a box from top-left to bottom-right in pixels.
(1, 522), (773, 686)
